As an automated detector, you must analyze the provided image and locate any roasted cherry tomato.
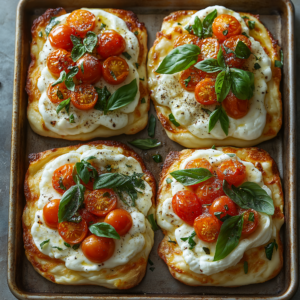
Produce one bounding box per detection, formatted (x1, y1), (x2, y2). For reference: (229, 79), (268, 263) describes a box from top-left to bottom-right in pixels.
(78, 208), (100, 226)
(85, 189), (117, 217)
(43, 199), (60, 229)
(81, 235), (115, 263)
(194, 214), (221, 243)
(179, 67), (202, 91)
(104, 209), (133, 236)
(48, 24), (75, 50)
(47, 49), (75, 77)
(239, 208), (259, 236)
(52, 164), (76, 195)
(173, 34), (201, 48)
(58, 219), (88, 244)
(199, 38), (220, 60)
(209, 195), (238, 221)
(222, 35), (251, 68)
(70, 84), (98, 110)
(172, 190), (202, 226)
(217, 159), (246, 186)
(222, 91), (250, 119)
(102, 56), (129, 85)
(195, 177), (225, 205)
(195, 78), (217, 105)
(212, 14), (242, 42)
(75, 54), (102, 84)
(47, 82), (71, 104)
(97, 29), (126, 59)
(66, 9), (96, 38)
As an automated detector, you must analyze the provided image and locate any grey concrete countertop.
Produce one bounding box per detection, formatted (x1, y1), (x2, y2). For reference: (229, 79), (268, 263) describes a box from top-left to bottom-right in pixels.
(1, 1), (299, 299)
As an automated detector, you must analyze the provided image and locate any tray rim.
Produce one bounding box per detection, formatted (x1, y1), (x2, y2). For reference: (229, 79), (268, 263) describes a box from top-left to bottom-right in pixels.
(7, 0), (298, 299)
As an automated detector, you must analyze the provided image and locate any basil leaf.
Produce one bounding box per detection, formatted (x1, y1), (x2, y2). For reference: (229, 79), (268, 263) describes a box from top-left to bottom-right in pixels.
(184, 76), (191, 87)
(128, 138), (161, 150)
(89, 222), (120, 239)
(38, 31), (43, 37)
(280, 50), (284, 65)
(71, 44), (86, 62)
(222, 44), (234, 55)
(148, 214), (159, 231)
(208, 106), (229, 135)
(223, 29), (228, 36)
(152, 154), (162, 163)
(100, 23), (106, 30)
(141, 97), (145, 103)
(156, 44), (201, 74)
(70, 35), (81, 46)
(148, 258), (154, 265)
(211, 145), (216, 149)
(52, 246), (63, 251)
(72, 244), (80, 250)
(40, 239), (50, 249)
(234, 41), (251, 59)
(166, 178), (173, 184)
(83, 31), (97, 53)
(242, 32), (249, 38)
(217, 46), (226, 69)
(203, 247), (210, 254)
(105, 79), (138, 114)
(275, 60), (283, 68)
(170, 168), (213, 186)
(59, 178), (66, 190)
(134, 31), (138, 35)
(94, 86), (111, 111)
(52, 71), (66, 87)
(45, 17), (60, 36)
(195, 58), (223, 73)
(65, 66), (79, 91)
(75, 162), (90, 184)
(69, 114), (75, 123)
(230, 68), (254, 100)
(254, 63), (261, 70)
(265, 239), (278, 260)
(122, 52), (131, 60)
(248, 20), (255, 29)
(64, 242), (71, 248)
(148, 114), (156, 138)
(56, 98), (71, 115)
(223, 180), (275, 215)
(185, 25), (193, 34)
(215, 68), (231, 102)
(57, 89), (64, 100)
(192, 16), (203, 38)
(242, 16), (249, 20)
(244, 261), (248, 274)
(168, 237), (177, 244)
(248, 212), (255, 222)
(180, 231), (196, 249)
(94, 173), (131, 190)
(213, 214), (244, 261)
(135, 63), (139, 69)
(202, 9), (217, 38)
(169, 113), (180, 127)
(202, 108), (212, 115)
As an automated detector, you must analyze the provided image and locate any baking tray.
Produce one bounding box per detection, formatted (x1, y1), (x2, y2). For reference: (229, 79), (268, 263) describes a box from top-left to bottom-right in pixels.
(8, 0), (297, 299)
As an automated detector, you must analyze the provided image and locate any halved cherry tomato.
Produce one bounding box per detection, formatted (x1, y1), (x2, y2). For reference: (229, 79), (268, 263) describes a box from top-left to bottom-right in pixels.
(195, 78), (217, 105)
(222, 35), (251, 68)
(58, 219), (88, 244)
(199, 38), (220, 60)
(195, 177), (225, 205)
(85, 189), (117, 217)
(47, 49), (75, 77)
(70, 84), (98, 110)
(97, 29), (126, 59)
(43, 199), (60, 229)
(104, 209), (133, 236)
(81, 235), (115, 263)
(217, 159), (246, 186)
(209, 195), (238, 221)
(76, 54), (102, 84)
(66, 9), (96, 38)
(78, 208), (100, 226)
(212, 14), (242, 42)
(102, 56), (129, 85)
(222, 91), (250, 119)
(49, 24), (75, 50)
(172, 190), (202, 226)
(173, 34), (201, 48)
(239, 208), (259, 236)
(47, 82), (71, 104)
(52, 164), (76, 195)
(179, 67), (202, 91)
(194, 214), (221, 243)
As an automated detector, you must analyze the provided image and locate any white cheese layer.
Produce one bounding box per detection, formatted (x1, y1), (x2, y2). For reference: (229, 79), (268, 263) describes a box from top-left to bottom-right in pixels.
(37, 9), (140, 135)
(31, 145), (153, 272)
(158, 149), (274, 275)
(149, 6), (272, 140)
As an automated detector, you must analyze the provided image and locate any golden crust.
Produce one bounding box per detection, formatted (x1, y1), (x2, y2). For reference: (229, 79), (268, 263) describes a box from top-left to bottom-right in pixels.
(23, 140), (156, 289)
(148, 11), (282, 148)
(157, 147), (284, 286)
(26, 8), (149, 140)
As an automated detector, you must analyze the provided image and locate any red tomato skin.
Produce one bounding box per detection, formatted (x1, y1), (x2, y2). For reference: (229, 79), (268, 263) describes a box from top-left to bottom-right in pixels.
(43, 199), (60, 229)
(199, 38), (220, 60)
(58, 219), (88, 244)
(49, 25), (75, 50)
(76, 54), (102, 84)
(52, 164), (76, 195)
(239, 208), (259, 236)
(194, 78), (218, 105)
(222, 91), (250, 119)
(102, 56), (129, 85)
(78, 208), (100, 226)
(209, 195), (238, 221)
(104, 209), (133, 236)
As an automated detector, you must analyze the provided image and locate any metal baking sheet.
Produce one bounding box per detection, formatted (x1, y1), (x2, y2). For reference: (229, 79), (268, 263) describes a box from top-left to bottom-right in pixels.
(8, 0), (297, 299)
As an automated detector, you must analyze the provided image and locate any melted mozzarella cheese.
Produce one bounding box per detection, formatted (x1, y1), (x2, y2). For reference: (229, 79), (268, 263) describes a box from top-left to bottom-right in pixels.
(158, 149), (274, 275)
(31, 145), (153, 272)
(150, 6), (272, 140)
(37, 9), (140, 135)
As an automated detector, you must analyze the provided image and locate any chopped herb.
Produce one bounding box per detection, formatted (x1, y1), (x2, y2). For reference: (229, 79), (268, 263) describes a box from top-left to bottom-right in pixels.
(184, 76), (191, 87)
(45, 17), (60, 36)
(100, 23), (106, 30)
(168, 236), (177, 244)
(106, 165), (112, 172)
(149, 267), (155, 272)
(122, 52), (131, 60)
(103, 192), (111, 198)
(152, 154), (162, 163)
(139, 77), (145, 81)
(135, 63), (139, 69)
(80, 61), (84, 73)
(56, 98), (71, 115)
(242, 16), (249, 20)
(64, 242), (71, 248)
(203, 247), (210, 254)
(275, 60), (283, 68)
(248, 212), (255, 222)
(185, 25), (193, 34)
(265, 239), (278, 260)
(57, 89), (64, 100)
(38, 31), (43, 37)
(148, 114), (156, 138)
(69, 114), (75, 123)
(72, 244), (80, 250)
(211, 145), (216, 150)
(110, 70), (117, 81)
(147, 214), (159, 231)
(254, 63), (261, 70)
(52, 246), (63, 251)
(224, 204), (229, 211)
(126, 164), (132, 168)
(177, 22), (182, 25)
(223, 29), (228, 36)
(148, 259), (154, 265)
(40, 239), (50, 249)
(134, 31), (138, 35)
(201, 108), (212, 115)
(128, 138), (161, 150)
(244, 261), (248, 274)
(227, 153), (236, 157)
(169, 113), (180, 127)
(248, 20), (255, 29)
(141, 97), (146, 103)
(241, 32), (249, 38)
(166, 178), (173, 184)
(59, 177), (66, 190)
(181, 231), (197, 250)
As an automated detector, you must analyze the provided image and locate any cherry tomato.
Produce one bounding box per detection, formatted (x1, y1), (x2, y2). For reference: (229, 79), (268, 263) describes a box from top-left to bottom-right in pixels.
(217, 159), (246, 186)
(199, 38), (220, 60)
(239, 208), (259, 236)
(173, 34), (201, 48)
(52, 164), (76, 195)
(97, 29), (126, 59)
(212, 14), (242, 42)
(195, 78), (217, 105)
(194, 214), (221, 243)
(43, 199), (60, 229)
(209, 195), (238, 221)
(195, 177), (225, 205)
(172, 190), (202, 226)
(70, 84), (98, 110)
(49, 24), (75, 50)
(78, 208), (100, 226)
(222, 35), (251, 68)
(104, 209), (133, 236)
(179, 67), (202, 91)
(222, 91), (250, 119)
(102, 56), (129, 85)
(58, 219), (88, 244)
(85, 189), (117, 217)
(47, 49), (75, 77)
(47, 82), (71, 104)
(81, 235), (115, 263)
(75, 54), (102, 84)
(66, 9), (96, 38)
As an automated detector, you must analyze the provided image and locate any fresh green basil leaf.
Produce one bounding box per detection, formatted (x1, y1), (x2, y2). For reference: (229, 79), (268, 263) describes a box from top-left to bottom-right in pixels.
(168, 237), (177, 244)
(152, 154), (162, 163)
(181, 231), (196, 249)
(52, 71), (66, 87)
(217, 46), (226, 69)
(275, 60), (283, 68)
(40, 239), (50, 249)
(208, 106), (229, 135)
(70, 35), (81, 46)
(169, 113), (180, 127)
(83, 31), (97, 53)
(100, 23), (106, 30)
(192, 16), (203, 38)
(222, 44), (234, 55)
(265, 239), (278, 260)
(149, 267), (155, 271)
(242, 16), (249, 20)
(65, 79), (75, 91)
(254, 63), (261, 70)
(128, 138), (161, 150)
(248, 212), (255, 222)
(213, 214), (244, 261)
(184, 76), (191, 87)
(185, 25), (193, 34)
(195, 58), (224, 73)
(69, 114), (75, 123)
(148, 258), (154, 265)
(122, 52), (131, 60)
(215, 68), (231, 102)
(166, 178), (173, 184)
(64, 66), (79, 92)
(248, 20), (255, 29)
(202, 108), (212, 115)
(59, 177), (66, 190)
(94, 86), (111, 111)
(80, 61), (84, 73)
(134, 31), (138, 35)
(177, 23), (182, 25)
(156, 44), (201, 74)
(242, 32), (249, 38)
(38, 31), (43, 37)
(226, 153), (236, 157)
(71, 44), (86, 62)
(135, 63), (139, 69)
(106, 165), (112, 172)
(64, 242), (71, 248)
(202, 9), (217, 38)
(203, 247), (210, 254)
(56, 98), (71, 115)
(111, 71), (118, 81)
(57, 89), (64, 100)
(234, 41), (251, 59)
(244, 261), (248, 274)
(148, 114), (156, 138)
(89, 222), (120, 239)
(223, 29), (228, 36)
(94, 173), (131, 190)
(147, 214), (159, 231)
(72, 244), (80, 250)
(141, 97), (145, 103)
(170, 168), (213, 186)
(52, 246), (63, 251)
(75, 162), (90, 184)
(230, 68), (254, 100)
(45, 17), (60, 36)
(211, 145), (216, 149)
(280, 49), (284, 64)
